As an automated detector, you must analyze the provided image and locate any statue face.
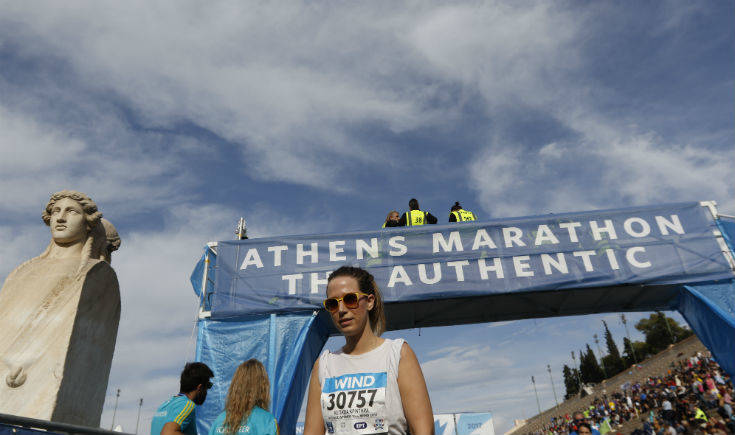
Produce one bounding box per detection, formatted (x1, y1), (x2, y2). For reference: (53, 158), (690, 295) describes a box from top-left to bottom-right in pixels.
(49, 197), (88, 244)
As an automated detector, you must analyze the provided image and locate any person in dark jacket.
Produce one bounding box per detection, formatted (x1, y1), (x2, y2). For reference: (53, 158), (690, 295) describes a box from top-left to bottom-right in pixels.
(398, 198), (437, 226)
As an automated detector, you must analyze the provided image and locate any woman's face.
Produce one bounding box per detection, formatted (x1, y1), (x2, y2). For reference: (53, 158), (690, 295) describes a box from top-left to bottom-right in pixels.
(577, 426), (592, 435)
(326, 276), (374, 337)
(50, 197), (88, 244)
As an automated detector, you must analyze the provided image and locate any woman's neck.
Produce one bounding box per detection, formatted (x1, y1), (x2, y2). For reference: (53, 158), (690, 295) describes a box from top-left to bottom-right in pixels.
(47, 239), (84, 259)
(342, 326), (383, 355)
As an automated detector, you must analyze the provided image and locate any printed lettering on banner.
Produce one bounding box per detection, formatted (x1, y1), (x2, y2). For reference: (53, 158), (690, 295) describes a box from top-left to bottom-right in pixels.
(321, 372), (388, 435)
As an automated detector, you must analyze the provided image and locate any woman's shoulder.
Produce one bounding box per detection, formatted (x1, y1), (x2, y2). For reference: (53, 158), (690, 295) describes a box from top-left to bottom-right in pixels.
(210, 411), (227, 431)
(251, 406), (275, 418)
(249, 407), (278, 428)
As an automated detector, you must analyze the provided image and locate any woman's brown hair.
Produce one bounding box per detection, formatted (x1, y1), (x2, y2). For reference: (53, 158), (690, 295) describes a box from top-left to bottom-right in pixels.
(223, 359), (270, 434)
(327, 266), (386, 336)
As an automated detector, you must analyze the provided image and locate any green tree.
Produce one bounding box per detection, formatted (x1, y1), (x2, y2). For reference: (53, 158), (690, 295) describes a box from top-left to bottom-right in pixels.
(603, 320), (625, 375)
(580, 344), (605, 384)
(622, 337), (649, 367)
(563, 364), (580, 399)
(635, 312), (693, 354)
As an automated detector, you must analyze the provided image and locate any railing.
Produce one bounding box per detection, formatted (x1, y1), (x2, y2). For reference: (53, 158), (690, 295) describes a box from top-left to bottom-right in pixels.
(0, 413), (134, 435)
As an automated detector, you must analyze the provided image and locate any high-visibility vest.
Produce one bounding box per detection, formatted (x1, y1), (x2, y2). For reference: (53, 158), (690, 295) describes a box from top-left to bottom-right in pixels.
(406, 210), (427, 226)
(451, 209), (476, 222)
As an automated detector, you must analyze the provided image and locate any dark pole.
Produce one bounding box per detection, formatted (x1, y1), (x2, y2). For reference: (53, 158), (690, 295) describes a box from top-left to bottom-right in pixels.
(593, 333), (607, 378)
(571, 351), (582, 391)
(531, 376), (541, 415)
(620, 314), (638, 363)
(547, 364), (559, 408)
(110, 389), (121, 430)
(662, 313), (675, 344)
(135, 398), (143, 434)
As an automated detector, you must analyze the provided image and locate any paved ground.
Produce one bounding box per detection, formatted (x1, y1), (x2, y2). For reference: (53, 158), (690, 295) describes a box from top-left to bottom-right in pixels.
(506, 335), (707, 434)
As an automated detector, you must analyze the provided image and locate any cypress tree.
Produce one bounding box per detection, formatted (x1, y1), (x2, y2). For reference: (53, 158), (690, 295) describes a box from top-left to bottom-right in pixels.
(585, 344), (605, 383)
(603, 320), (625, 375)
(563, 364), (580, 399)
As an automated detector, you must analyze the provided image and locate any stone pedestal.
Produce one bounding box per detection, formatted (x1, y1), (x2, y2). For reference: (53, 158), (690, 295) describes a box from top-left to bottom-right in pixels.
(0, 258), (120, 426)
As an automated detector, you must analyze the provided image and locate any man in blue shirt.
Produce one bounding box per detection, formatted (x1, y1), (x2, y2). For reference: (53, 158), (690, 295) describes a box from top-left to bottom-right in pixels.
(151, 362), (215, 435)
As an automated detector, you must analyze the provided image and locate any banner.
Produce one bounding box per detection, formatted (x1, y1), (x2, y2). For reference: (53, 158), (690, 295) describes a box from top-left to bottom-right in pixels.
(434, 414), (456, 435)
(432, 413), (495, 435)
(207, 202), (733, 317)
(456, 413), (495, 435)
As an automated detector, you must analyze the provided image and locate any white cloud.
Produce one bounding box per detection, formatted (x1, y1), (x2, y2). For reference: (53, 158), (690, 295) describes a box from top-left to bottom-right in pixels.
(0, 104), (198, 219)
(469, 118), (735, 218)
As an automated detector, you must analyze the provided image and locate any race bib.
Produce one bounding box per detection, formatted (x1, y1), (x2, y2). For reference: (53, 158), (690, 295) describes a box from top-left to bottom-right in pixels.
(321, 372), (388, 434)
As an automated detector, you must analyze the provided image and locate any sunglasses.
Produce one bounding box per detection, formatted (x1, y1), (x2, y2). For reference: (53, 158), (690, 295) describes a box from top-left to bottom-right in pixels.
(323, 292), (370, 312)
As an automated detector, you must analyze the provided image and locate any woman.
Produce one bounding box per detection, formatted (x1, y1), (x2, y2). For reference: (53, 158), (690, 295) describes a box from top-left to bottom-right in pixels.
(209, 359), (278, 435)
(383, 210), (400, 228)
(304, 266), (433, 435)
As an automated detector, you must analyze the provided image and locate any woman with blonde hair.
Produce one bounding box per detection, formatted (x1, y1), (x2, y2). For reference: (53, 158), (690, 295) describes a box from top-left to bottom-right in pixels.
(208, 359), (279, 435)
(303, 266), (433, 435)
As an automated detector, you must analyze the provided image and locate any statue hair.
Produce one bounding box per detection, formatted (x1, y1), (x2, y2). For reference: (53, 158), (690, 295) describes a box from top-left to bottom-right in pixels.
(31, 190), (115, 276)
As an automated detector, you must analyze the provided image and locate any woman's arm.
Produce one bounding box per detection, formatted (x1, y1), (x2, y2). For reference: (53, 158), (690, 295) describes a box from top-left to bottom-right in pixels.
(398, 342), (434, 435)
(303, 359), (325, 435)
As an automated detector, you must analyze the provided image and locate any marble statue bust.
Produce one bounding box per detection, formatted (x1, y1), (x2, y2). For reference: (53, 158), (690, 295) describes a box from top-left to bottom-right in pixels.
(0, 190), (121, 427)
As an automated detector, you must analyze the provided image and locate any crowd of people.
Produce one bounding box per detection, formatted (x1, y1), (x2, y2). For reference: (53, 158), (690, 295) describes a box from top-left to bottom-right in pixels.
(382, 198), (477, 227)
(531, 352), (734, 435)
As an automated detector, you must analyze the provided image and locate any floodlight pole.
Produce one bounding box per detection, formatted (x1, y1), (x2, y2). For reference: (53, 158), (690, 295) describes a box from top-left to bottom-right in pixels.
(547, 364), (559, 408)
(110, 388), (120, 430)
(571, 351), (582, 391)
(531, 376), (541, 415)
(662, 312), (675, 344)
(593, 334), (607, 378)
(135, 398), (143, 434)
(620, 314), (637, 363)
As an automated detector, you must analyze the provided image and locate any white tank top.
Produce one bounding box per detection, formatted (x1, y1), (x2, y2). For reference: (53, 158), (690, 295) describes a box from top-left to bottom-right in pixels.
(318, 338), (407, 435)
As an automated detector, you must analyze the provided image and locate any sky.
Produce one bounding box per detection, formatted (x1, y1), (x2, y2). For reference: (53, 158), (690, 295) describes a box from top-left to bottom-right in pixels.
(0, 1), (733, 434)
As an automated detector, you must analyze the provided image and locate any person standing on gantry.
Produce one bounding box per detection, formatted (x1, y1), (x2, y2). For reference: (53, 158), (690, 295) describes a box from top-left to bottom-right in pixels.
(448, 202), (477, 223)
(397, 198), (437, 227)
(303, 266), (434, 435)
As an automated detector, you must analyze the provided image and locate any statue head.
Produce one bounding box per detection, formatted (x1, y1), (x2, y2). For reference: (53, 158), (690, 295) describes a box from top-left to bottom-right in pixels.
(36, 190), (119, 272)
(42, 191), (102, 243)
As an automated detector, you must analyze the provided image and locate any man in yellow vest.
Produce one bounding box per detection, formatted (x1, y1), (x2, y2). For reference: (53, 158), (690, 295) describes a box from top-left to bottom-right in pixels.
(449, 202), (477, 222)
(398, 198), (438, 226)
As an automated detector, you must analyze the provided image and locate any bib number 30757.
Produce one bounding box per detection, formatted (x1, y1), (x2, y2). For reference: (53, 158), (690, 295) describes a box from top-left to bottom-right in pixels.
(325, 389), (377, 410)
(322, 372), (388, 434)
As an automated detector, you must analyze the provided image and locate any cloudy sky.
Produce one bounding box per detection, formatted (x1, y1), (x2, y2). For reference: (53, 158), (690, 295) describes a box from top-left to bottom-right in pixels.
(0, 1), (732, 434)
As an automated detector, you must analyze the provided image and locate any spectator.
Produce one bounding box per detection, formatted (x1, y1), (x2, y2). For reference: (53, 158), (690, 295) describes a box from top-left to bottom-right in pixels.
(151, 362), (214, 435)
(398, 198), (437, 226)
(448, 202), (477, 222)
(208, 359), (278, 435)
(382, 210), (400, 228)
(575, 422), (593, 435)
(525, 350), (734, 435)
(570, 412), (600, 435)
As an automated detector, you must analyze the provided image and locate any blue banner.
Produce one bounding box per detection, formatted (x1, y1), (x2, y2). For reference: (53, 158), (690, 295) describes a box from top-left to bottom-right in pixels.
(207, 202), (733, 317)
(455, 413), (494, 435)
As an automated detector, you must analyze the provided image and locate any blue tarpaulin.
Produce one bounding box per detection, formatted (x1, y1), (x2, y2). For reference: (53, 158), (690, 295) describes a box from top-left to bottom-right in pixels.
(191, 202), (735, 434)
